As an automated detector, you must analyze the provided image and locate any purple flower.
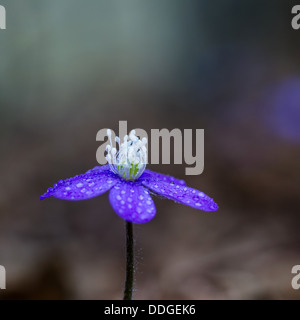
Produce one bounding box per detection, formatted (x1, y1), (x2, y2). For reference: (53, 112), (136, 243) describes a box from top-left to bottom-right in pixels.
(40, 130), (218, 223)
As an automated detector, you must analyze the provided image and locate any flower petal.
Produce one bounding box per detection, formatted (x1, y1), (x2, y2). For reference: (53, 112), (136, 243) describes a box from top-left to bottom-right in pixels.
(140, 169), (186, 185)
(109, 182), (156, 223)
(40, 169), (119, 201)
(142, 180), (218, 212)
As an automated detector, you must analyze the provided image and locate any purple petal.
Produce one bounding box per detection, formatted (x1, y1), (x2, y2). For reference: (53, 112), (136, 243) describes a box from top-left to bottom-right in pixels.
(142, 180), (218, 212)
(109, 182), (156, 224)
(140, 169), (186, 186)
(40, 168), (119, 201)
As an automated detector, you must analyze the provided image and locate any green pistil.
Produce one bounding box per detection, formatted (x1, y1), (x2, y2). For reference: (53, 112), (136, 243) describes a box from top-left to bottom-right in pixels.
(117, 162), (140, 181)
(129, 163), (139, 180)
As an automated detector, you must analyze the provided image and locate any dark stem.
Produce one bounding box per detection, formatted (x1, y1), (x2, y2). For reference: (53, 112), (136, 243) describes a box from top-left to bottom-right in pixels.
(123, 221), (134, 300)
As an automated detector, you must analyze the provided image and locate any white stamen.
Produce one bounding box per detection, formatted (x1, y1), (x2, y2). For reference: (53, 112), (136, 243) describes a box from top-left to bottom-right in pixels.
(105, 129), (147, 181)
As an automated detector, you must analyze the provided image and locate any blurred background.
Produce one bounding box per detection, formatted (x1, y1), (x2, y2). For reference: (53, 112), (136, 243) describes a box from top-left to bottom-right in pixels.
(0, 0), (299, 299)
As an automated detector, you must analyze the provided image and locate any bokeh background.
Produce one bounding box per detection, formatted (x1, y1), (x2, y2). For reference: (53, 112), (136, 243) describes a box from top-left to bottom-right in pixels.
(0, 0), (299, 299)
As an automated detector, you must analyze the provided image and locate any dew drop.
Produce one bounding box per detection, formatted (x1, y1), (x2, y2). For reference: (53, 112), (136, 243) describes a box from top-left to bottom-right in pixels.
(146, 200), (151, 205)
(128, 198), (132, 202)
(76, 183), (83, 188)
(139, 195), (144, 200)
(195, 203), (202, 206)
(81, 188), (86, 193)
(88, 182), (95, 187)
(121, 190), (126, 194)
(128, 204), (132, 209)
(65, 187), (71, 191)
(116, 195), (122, 200)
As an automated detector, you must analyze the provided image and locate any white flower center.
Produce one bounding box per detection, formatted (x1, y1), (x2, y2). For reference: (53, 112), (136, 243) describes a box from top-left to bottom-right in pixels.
(105, 129), (147, 181)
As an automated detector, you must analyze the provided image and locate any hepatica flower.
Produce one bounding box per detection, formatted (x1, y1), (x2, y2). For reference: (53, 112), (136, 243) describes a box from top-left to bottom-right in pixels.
(41, 129), (218, 299)
(40, 130), (218, 223)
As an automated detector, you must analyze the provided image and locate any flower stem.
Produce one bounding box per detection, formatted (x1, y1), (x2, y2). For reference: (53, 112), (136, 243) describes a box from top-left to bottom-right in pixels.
(123, 221), (134, 300)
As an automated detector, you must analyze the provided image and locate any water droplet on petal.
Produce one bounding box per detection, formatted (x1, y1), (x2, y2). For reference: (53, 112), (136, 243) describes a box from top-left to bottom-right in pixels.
(88, 182), (95, 187)
(81, 188), (86, 193)
(117, 195), (122, 200)
(76, 183), (83, 188)
(130, 189), (135, 193)
(146, 200), (151, 205)
(65, 187), (71, 191)
(195, 203), (202, 206)
(137, 207), (142, 214)
(128, 198), (132, 202)
(121, 190), (126, 194)
(128, 204), (132, 209)
(139, 195), (144, 200)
